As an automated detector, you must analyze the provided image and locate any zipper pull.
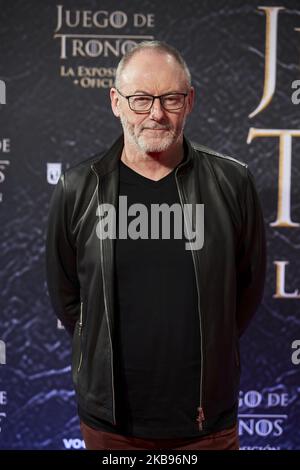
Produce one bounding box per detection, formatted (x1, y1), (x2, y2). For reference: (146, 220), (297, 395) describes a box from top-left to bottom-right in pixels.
(196, 406), (205, 431)
(78, 302), (83, 335)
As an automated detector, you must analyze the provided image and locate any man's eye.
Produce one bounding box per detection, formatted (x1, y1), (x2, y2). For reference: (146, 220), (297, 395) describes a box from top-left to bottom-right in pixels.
(133, 97), (152, 104)
(164, 96), (180, 104)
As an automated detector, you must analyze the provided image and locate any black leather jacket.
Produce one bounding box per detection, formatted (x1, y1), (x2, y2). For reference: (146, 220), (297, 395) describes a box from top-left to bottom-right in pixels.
(46, 135), (266, 431)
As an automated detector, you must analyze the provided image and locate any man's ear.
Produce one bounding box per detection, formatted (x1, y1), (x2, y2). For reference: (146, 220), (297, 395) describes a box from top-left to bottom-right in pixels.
(110, 88), (120, 118)
(186, 86), (195, 114)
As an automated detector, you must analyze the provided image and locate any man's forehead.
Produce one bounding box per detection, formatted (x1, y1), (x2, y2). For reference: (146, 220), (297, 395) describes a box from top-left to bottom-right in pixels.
(120, 51), (186, 89)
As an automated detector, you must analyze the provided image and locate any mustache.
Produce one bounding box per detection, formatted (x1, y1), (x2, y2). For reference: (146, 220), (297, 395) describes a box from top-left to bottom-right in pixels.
(141, 124), (172, 130)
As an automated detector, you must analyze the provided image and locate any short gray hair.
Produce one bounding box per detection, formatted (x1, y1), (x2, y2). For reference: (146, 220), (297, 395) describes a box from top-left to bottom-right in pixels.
(115, 40), (191, 89)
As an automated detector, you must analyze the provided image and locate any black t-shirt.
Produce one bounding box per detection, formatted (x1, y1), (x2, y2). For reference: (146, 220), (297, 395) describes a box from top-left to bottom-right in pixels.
(79, 156), (236, 438)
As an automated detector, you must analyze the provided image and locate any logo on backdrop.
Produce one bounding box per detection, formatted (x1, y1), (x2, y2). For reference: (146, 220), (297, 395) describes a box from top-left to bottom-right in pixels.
(0, 340), (6, 365)
(0, 80), (10, 203)
(247, 7), (300, 298)
(47, 163), (62, 185)
(0, 139), (10, 154)
(0, 412), (6, 433)
(238, 389), (289, 449)
(62, 438), (85, 449)
(0, 391), (7, 434)
(0, 160), (11, 184)
(0, 148), (10, 203)
(0, 79), (6, 104)
(54, 5), (155, 88)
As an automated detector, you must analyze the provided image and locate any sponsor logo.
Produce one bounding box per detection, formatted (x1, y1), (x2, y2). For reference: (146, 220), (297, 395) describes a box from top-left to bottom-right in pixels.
(47, 163), (62, 184)
(0, 159), (10, 203)
(0, 412), (7, 433)
(0, 340), (6, 365)
(0, 392), (7, 434)
(63, 438), (85, 449)
(0, 80), (6, 104)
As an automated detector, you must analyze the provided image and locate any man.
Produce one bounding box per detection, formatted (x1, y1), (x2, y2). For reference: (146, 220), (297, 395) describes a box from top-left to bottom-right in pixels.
(46, 41), (266, 450)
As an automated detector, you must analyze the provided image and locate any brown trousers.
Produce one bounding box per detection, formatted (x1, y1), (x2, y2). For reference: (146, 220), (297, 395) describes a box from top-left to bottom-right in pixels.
(80, 421), (239, 450)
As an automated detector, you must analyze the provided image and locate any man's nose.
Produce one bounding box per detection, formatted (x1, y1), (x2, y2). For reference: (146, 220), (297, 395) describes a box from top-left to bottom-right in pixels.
(149, 97), (165, 119)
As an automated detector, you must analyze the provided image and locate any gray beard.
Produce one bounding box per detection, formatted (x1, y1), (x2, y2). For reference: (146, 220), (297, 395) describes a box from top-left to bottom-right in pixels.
(119, 113), (185, 153)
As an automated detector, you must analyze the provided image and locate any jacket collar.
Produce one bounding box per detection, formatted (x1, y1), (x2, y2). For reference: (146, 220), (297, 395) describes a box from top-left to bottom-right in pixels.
(91, 134), (194, 179)
(91, 135), (124, 178)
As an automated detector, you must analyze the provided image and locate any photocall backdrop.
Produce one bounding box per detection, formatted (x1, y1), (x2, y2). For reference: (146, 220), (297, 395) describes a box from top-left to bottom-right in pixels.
(0, 0), (300, 450)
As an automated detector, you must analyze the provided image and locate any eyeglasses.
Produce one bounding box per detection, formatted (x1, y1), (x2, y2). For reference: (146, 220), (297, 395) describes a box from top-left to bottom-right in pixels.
(116, 89), (188, 113)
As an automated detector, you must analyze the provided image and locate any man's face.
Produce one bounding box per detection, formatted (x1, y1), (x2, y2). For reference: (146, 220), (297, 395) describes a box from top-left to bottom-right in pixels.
(110, 51), (194, 154)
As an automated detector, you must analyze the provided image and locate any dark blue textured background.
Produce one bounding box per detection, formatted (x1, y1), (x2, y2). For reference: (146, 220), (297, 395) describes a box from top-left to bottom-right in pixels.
(0, 0), (299, 450)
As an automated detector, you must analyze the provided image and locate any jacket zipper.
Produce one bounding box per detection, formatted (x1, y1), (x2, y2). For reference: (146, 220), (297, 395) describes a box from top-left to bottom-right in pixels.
(91, 167), (116, 426)
(77, 301), (83, 373)
(175, 167), (205, 431)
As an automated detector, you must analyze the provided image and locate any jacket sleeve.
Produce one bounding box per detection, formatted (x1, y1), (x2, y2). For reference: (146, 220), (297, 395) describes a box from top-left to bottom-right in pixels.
(46, 174), (80, 336)
(236, 168), (267, 337)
